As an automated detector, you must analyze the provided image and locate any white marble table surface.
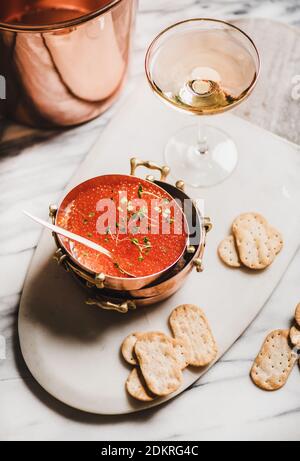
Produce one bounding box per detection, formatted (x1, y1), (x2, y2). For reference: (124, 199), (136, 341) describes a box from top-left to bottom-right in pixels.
(1, 0), (300, 441)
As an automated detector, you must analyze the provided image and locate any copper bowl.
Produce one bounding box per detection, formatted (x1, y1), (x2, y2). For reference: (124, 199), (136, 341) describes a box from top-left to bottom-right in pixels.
(0, 0), (137, 127)
(54, 173), (190, 291)
(50, 158), (212, 313)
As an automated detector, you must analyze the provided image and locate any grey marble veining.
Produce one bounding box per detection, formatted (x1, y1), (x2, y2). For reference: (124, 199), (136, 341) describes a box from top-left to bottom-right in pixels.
(0, 0), (300, 441)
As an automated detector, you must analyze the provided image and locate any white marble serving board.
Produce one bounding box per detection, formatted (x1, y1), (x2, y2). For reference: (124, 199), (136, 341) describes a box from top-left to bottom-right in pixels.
(18, 80), (300, 415)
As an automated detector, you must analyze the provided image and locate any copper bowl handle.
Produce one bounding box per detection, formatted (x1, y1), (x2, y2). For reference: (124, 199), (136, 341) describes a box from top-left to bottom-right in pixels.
(204, 216), (213, 233)
(130, 157), (170, 182)
(85, 298), (136, 314)
(193, 216), (212, 273)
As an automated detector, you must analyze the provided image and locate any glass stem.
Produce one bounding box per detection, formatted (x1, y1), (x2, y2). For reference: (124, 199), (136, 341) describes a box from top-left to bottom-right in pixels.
(197, 117), (209, 155)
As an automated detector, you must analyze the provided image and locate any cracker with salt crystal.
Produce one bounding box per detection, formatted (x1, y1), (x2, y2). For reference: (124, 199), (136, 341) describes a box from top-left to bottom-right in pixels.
(232, 213), (282, 270)
(218, 235), (241, 268)
(134, 332), (182, 396)
(126, 368), (156, 402)
(251, 330), (297, 391)
(169, 304), (218, 367)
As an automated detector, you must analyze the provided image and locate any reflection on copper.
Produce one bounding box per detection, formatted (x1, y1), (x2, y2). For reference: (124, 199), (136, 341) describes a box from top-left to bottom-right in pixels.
(0, 0), (137, 127)
(3, 2), (89, 25)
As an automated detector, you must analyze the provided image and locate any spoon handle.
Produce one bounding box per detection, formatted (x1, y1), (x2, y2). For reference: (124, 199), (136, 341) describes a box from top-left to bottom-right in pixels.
(23, 210), (112, 258)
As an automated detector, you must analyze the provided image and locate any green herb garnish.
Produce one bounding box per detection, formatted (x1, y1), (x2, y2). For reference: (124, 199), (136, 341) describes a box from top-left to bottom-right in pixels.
(138, 184), (143, 198)
(131, 237), (152, 262)
(114, 262), (126, 275)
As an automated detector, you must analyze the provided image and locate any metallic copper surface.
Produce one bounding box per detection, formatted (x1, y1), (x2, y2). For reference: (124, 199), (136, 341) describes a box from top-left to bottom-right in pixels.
(0, 0), (137, 127)
(49, 159), (211, 312)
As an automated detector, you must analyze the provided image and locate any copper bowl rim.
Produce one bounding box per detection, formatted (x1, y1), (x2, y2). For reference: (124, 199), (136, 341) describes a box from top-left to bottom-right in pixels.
(0, 0), (124, 33)
(55, 173), (191, 285)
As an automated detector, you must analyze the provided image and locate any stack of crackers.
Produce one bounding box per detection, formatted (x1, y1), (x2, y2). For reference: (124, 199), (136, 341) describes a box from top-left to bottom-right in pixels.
(122, 305), (218, 401)
(120, 212), (295, 398)
(251, 303), (300, 391)
(218, 212), (283, 270)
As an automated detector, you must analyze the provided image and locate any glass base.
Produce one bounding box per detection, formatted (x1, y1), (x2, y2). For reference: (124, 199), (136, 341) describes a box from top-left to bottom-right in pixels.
(165, 124), (238, 187)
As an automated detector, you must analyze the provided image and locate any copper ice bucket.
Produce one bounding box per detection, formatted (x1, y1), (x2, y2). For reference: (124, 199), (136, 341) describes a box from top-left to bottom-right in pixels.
(0, 0), (137, 127)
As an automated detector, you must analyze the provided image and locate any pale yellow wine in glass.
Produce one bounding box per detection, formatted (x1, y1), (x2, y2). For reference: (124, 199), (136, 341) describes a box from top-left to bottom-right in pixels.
(145, 18), (260, 187)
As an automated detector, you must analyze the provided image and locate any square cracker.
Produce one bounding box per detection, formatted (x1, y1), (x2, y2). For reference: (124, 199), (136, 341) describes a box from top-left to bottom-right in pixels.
(134, 332), (183, 396)
(169, 305), (218, 367)
(251, 330), (298, 391)
(232, 212), (282, 270)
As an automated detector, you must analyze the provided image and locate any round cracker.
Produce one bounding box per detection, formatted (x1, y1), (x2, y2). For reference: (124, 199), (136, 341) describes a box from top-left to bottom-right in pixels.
(218, 235), (241, 268)
(121, 332), (141, 365)
(290, 326), (300, 347)
(269, 226), (284, 255)
(126, 368), (155, 402)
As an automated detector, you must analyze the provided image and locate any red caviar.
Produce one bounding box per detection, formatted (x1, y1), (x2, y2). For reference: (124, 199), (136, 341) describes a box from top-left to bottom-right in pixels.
(57, 175), (187, 278)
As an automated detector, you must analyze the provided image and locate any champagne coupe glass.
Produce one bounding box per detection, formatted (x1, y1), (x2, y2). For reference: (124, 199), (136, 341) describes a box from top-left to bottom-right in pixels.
(145, 18), (260, 187)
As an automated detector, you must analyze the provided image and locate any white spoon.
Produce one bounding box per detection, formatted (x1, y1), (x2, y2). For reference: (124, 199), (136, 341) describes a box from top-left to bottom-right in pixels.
(23, 211), (136, 278)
